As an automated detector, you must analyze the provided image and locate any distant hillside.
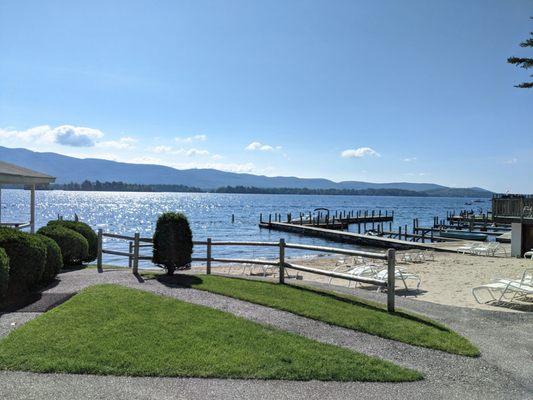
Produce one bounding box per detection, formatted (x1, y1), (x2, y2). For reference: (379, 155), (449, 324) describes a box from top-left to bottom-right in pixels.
(0, 146), (491, 196)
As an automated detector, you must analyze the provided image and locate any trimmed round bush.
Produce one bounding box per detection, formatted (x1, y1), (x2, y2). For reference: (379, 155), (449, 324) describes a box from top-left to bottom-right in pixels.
(36, 234), (63, 283)
(152, 212), (193, 275)
(0, 228), (46, 293)
(47, 220), (97, 262)
(0, 248), (9, 304)
(37, 225), (88, 266)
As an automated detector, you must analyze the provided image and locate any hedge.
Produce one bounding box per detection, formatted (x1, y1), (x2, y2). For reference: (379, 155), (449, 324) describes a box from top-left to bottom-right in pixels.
(37, 226), (88, 266)
(47, 220), (97, 262)
(0, 228), (46, 293)
(36, 234), (63, 283)
(0, 248), (9, 304)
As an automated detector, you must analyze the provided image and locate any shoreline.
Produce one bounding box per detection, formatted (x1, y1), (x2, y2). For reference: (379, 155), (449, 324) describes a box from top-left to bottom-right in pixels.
(171, 250), (531, 313)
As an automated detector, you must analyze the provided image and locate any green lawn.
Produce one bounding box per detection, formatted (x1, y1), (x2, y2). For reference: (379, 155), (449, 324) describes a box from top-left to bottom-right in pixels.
(0, 284), (420, 381)
(157, 274), (479, 357)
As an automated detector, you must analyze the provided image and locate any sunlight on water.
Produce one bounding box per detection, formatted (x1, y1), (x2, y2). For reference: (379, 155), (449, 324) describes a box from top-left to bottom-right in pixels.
(1, 189), (490, 267)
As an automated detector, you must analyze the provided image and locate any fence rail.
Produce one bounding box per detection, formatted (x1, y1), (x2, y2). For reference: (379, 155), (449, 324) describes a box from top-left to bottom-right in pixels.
(97, 229), (397, 311)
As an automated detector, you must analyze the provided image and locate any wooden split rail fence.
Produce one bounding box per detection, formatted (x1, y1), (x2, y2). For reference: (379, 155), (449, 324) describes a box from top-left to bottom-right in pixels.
(96, 229), (397, 312)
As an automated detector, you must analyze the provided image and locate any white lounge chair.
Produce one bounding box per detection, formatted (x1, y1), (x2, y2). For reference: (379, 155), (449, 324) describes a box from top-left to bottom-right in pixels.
(472, 268), (533, 304)
(374, 268), (421, 292)
(422, 250), (435, 261)
(345, 265), (382, 287)
(401, 250), (424, 263)
(475, 242), (507, 257)
(457, 242), (482, 255)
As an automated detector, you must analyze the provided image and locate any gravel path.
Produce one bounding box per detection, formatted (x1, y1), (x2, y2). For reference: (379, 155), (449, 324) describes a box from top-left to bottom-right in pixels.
(0, 268), (531, 400)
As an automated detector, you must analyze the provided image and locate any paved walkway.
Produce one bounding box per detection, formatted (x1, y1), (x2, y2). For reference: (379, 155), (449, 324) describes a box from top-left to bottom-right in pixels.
(0, 268), (532, 400)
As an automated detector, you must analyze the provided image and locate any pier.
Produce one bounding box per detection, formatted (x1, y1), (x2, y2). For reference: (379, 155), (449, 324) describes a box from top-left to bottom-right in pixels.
(259, 209), (394, 231)
(259, 221), (471, 253)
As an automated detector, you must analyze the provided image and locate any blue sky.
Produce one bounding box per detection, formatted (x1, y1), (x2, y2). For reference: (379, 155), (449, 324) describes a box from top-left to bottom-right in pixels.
(0, 0), (532, 192)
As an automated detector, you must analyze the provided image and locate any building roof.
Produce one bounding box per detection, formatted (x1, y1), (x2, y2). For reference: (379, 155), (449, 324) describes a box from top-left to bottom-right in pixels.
(0, 161), (56, 185)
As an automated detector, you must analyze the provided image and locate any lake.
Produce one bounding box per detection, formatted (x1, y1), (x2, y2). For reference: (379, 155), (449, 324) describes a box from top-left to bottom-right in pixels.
(1, 189), (490, 267)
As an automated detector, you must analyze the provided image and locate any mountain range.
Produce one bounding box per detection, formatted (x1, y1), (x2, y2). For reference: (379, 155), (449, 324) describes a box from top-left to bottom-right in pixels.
(0, 146), (492, 197)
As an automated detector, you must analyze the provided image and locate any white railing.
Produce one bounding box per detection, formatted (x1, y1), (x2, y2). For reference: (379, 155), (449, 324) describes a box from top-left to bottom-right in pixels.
(96, 229), (397, 312)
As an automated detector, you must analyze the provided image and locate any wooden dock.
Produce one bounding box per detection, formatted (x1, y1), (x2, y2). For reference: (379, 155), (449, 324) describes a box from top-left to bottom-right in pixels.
(259, 221), (472, 253)
(260, 209), (394, 231)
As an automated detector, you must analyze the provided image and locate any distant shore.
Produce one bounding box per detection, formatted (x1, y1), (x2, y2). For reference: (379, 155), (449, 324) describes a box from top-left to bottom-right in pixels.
(44, 181), (493, 198)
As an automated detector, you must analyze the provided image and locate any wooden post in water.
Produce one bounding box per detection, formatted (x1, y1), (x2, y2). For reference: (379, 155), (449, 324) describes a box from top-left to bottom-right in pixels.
(278, 238), (285, 284)
(132, 232), (140, 275)
(387, 248), (396, 312)
(206, 238), (212, 275)
(97, 229), (103, 272)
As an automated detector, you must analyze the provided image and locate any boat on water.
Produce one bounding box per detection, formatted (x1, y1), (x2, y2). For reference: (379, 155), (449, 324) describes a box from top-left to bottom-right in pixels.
(439, 230), (488, 241)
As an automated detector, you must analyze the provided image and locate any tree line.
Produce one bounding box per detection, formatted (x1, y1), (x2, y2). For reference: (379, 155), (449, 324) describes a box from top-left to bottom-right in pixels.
(51, 180), (426, 196)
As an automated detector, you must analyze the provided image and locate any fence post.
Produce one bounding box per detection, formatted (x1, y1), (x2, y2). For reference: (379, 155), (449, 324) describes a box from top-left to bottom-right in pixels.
(279, 238), (285, 284)
(206, 238), (212, 275)
(132, 232), (140, 275)
(97, 229), (103, 272)
(387, 248), (395, 312)
(128, 241), (133, 269)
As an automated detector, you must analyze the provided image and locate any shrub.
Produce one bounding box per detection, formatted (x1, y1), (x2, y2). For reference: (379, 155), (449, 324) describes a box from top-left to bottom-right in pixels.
(0, 228), (46, 293)
(36, 234), (63, 283)
(0, 248), (9, 304)
(47, 220), (97, 262)
(37, 225), (88, 266)
(152, 212), (193, 275)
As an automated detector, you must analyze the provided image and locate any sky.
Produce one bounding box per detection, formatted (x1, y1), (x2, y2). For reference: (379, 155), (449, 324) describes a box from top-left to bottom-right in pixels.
(0, 0), (532, 192)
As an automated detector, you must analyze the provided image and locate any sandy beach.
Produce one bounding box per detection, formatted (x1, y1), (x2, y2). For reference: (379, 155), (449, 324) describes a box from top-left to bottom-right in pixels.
(194, 249), (533, 313)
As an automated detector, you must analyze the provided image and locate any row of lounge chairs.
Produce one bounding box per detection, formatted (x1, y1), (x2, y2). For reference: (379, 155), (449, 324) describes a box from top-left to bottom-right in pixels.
(472, 268), (533, 305)
(401, 249), (435, 263)
(457, 242), (507, 257)
(328, 257), (421, 291)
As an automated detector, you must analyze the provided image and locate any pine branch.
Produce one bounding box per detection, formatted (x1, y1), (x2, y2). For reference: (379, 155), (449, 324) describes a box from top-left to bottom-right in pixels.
(520, 36), (533, 47)
(507, 57), (533, 69)
(515, 82), (533, 88)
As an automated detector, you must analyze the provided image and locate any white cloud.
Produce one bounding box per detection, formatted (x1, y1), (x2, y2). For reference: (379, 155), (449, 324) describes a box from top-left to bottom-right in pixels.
(171, 162), (255, 173)
(151, 145), (173, 154)
(341, 147), (381, 158)
(504, 158), (518, 165)
(245, 141), (281, 152)
(405, 172), (429, 177)
(175, 134), (207, 143)
(402, 157), (417, 162)
(0, 124), (104, 147)
(97, 136), (137, 149)
(53, 125), (104, 147)
(186, 148), (210, 157)
(150, 145), (221, 159)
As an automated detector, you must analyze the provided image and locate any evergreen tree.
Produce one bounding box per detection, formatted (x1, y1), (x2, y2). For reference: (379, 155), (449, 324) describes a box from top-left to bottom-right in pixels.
(508, 18), (533, 88)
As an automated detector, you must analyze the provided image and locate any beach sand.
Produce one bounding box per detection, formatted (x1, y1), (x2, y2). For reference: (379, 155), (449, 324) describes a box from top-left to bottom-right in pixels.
(193, 250), (533, 313)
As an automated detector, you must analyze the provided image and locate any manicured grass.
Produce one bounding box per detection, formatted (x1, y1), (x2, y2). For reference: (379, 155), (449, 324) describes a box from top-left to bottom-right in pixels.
(160, 274), (479, 357)
(0, 284), (420, 381)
